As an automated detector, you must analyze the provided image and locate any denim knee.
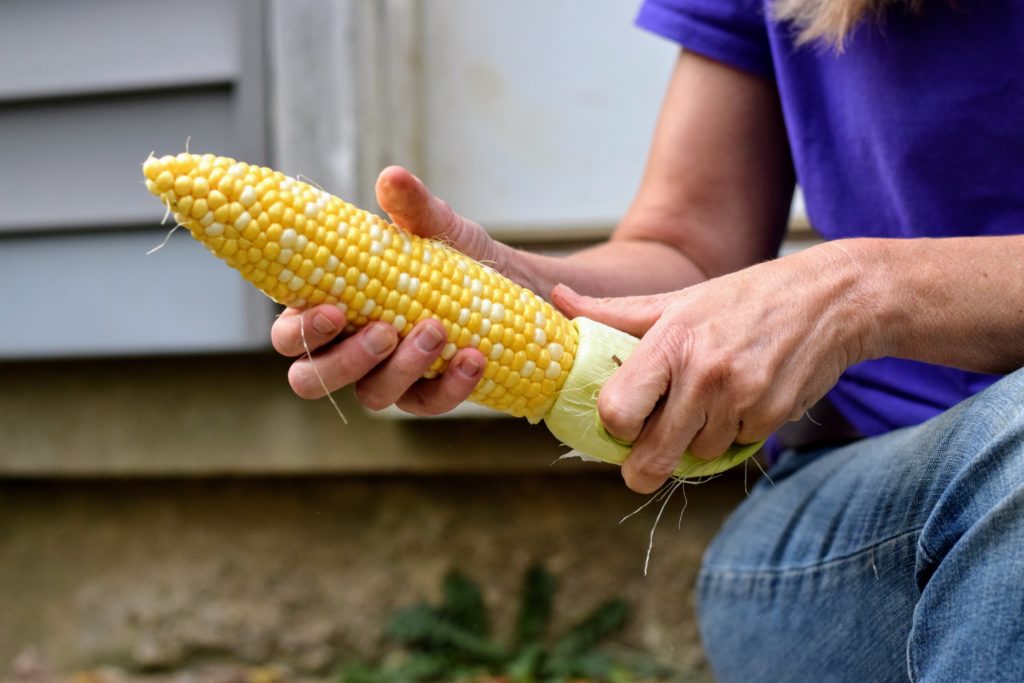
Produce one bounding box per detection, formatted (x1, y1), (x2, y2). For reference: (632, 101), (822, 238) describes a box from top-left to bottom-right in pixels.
(695, 368), (1024, 682)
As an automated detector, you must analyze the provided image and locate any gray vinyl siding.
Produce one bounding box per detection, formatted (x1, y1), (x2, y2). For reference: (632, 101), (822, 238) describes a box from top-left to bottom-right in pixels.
(0, 0), (274, 358)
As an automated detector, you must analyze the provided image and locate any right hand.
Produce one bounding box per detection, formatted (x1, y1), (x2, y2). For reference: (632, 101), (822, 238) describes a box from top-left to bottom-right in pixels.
(270, 166), (527, 415)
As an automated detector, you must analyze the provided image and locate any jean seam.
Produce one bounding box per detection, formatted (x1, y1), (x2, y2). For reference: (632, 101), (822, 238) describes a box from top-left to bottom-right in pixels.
(915, 536), (938, 569)
(907, 635), (921, 683)
(701, 526), (924, 580)
(906, 535), (936, 683)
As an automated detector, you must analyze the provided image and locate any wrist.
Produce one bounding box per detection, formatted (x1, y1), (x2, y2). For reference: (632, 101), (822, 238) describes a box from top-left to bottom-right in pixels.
(812, 238), (895, 364)
(507, 248), (556, 300)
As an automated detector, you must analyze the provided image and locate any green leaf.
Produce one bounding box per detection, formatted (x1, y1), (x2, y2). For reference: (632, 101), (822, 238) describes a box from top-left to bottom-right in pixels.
(387, 603), (444, 647)
(339, 661), (392, 683)
(550, 599), (630, 660)
(389, 653), (458, 682)
(441, 571), (489, 637)
(374, 567), (662, 683)
(387, 604), (507, 664)
(505, 642), (545, 682)
(542, 650), (617, 681)
(515, 564), (557, 645)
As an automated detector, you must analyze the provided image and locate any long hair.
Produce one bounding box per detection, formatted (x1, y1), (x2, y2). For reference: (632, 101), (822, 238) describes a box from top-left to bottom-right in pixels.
(773, 0), (925, 49)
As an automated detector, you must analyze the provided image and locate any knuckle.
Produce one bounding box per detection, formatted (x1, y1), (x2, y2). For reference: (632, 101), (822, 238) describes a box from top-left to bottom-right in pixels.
(438, 371), (477, 408)
(633, 436), (685, 476)
(287, 365), (322, 400)
(699, 353), (739, 393)
(659, 321), (696, 360)
(597, 390), (637, 440)
(693, 414), (738, 458)
(737, 416), (772, 443)
(737, 367), (772, 405)
(395, 391), (430, 416)
(752, 400), (794, 436)
(391, 351), (432, 379)
(635, 457), (675, 480)
(354, 383), (391, 411)
(398, 383), (449, 416)
(657, 325), (698, 383)
(626, 457), (675, 492)
(431, 392), (462, 414)
(689, 436), (727, 461)
(735, 391), (796, 443)
(770, 396), (800, 426)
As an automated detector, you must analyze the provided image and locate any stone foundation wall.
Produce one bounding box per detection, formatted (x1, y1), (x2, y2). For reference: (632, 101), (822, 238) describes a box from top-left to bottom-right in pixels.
(0, 356), (752, 680)
(0, 476), (747, 679)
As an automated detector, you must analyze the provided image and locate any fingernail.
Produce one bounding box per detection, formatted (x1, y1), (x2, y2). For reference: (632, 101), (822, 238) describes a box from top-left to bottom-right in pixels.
(312, 313), (337, 335)
(416, 325), (445, 353)
(364, 324), (394, 355)
(459, 357), (483, 379)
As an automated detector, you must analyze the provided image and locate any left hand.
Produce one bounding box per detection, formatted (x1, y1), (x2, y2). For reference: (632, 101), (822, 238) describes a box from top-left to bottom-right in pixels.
(551, 241), (879, 493)
(273, 166), (524, 416)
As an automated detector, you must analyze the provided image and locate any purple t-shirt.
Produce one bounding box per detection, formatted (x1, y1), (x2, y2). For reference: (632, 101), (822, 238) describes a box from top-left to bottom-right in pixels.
(635, 0), (1024, 438)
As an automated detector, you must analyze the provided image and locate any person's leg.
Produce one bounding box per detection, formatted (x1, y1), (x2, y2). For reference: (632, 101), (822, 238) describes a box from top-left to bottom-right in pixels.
(696, 369), (1024, 682)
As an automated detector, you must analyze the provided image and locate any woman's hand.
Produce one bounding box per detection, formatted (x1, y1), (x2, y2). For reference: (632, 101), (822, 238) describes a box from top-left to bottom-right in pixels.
(270, 50), (806, 422)
(271, 167), (530, 415)
(552, 241), (880, 493)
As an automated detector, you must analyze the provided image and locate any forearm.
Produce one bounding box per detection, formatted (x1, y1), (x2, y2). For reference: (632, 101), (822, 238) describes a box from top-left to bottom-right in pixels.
(509, 50), (793, 303)
(843, 236), (1024, 374)
(516, 236), (709, 300)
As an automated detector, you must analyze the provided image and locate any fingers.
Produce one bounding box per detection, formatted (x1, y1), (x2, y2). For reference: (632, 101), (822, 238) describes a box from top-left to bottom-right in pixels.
(271, 305), (348, 357)
(595, 315), (748, 492)
(375, 167), (498, 262)
(395, 349), (486, 416)
(557, 284), (687, 487)
(375, 166), (451, 238)
(287, 322), (398, 399)
(620, 392), (704, 494)
(686, 404), (741, 461)
(551, 285), (668, 337)
(358, 323), (483, 415)
(596, 322), (687, 494)
(596, 319), (684, 443)
(597, 358), (667, 446)
(284, 315), (484, 415)
(615, 369), (736, 493)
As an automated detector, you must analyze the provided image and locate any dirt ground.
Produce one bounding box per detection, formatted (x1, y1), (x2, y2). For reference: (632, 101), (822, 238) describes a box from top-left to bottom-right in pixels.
(4, 652), (702, 683)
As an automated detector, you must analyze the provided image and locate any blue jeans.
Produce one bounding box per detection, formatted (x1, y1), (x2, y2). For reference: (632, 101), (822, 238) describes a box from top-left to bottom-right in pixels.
(697, 369), (1024, 682)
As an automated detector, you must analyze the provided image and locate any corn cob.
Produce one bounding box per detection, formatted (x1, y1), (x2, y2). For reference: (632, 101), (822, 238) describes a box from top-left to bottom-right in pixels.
(143, 152), (761, 478)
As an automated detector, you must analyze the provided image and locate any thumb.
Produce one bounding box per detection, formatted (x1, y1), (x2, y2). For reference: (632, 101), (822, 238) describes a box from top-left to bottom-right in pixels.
(375, 166), (498, 263)
(551, 285), (671, 337)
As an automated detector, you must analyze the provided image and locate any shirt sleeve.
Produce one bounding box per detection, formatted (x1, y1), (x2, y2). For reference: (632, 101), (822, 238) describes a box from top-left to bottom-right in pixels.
(635, 0), (774, 78)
